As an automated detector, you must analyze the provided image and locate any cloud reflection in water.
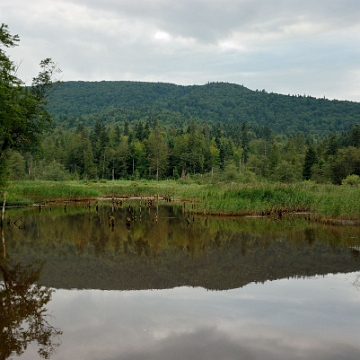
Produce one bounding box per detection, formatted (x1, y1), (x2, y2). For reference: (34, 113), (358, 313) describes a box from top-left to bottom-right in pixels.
(24, 272), (360, 360)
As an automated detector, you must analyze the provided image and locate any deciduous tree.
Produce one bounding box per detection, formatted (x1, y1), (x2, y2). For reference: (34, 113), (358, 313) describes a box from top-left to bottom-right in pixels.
(0, 24), (60, 186)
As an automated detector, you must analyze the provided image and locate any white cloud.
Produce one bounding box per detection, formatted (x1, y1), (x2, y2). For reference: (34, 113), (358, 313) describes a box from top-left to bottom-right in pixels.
(154, 31), (171, 42)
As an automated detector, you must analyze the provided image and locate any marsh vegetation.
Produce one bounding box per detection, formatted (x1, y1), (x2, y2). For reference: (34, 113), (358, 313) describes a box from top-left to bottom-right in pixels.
(3, 179), (360, 222)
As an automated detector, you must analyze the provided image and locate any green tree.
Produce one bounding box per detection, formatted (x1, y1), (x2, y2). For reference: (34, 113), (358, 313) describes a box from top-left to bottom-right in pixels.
(273, 160), (297, 183)
(0, 24), (60, 186)
(5, 150), (26, 180)
(114, 124), (121, 143)
(147, 122), (168, 181)
(325, 132), (339, 156)
(172, 134), (189, 177)
(135, 120), (144, 141)
(187, 120), (205, 174)
(65, 133), (87, 177)
(348, 124), (360, 148)
(331, 147), (360, 184)
(114, 138), (129, 178)
(247, 154), (268, 177)
(302, 145), (317, 180)
(268, 142), (280, 174)
(83, 138), (96, 179)
(41, 160), (70, 181)
(209, 144), (220, 174)
(241, 122), (250, 163)
(132, 140), (148, 177)
(214, 123), (225, 170)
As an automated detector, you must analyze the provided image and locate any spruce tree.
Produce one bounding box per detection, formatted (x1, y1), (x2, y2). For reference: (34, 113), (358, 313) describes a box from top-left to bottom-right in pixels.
(303, 146), (317, 180)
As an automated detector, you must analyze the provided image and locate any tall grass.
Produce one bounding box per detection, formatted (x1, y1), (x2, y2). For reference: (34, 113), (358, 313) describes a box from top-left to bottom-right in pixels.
(310, 184), (360, 220)
(194, 183), (314, 215)
(6, 181), (101, 204)
(4, 180), (360, 220)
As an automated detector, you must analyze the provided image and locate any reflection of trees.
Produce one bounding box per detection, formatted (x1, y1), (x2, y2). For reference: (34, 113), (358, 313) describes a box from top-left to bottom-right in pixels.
(0, 259), (62, 360)
(1, 226), (5, 259)
(3, 204), (360, 292)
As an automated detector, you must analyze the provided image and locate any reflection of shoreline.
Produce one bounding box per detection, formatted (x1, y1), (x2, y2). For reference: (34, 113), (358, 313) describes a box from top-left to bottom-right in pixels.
(34, 240), (360, 291)
(4, 204), (360, 291)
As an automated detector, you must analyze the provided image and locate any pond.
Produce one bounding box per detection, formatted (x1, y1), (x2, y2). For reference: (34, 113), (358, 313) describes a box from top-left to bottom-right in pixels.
(1, 201), (360, 360)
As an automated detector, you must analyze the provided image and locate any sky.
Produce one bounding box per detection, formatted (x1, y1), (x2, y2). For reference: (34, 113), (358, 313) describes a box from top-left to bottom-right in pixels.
(1, 0), (360, 102)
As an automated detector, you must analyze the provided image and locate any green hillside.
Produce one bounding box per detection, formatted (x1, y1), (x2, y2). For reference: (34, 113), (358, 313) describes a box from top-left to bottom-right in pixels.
(48, 81), (360, 136)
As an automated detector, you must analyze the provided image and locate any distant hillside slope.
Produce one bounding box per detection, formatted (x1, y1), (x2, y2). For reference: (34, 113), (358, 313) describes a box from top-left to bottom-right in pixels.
(47, 81), (360, 136)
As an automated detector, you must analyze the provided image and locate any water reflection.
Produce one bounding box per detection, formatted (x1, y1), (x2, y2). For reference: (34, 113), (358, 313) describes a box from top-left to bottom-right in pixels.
(2, 203), (360, 359)
(0, 258), (62, 359)
(45, 274), (360, 360)
(3, 203), (360, 291)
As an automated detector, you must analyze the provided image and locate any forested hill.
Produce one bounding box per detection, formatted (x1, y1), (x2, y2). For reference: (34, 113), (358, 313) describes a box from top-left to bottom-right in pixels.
(47, 81), (360, 136)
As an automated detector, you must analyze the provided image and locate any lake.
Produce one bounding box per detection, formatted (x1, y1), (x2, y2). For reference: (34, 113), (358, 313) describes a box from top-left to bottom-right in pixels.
(1, 201), (360, 360)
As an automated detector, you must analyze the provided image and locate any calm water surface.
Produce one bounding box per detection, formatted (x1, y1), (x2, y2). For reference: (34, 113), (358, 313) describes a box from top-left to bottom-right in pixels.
(1, 202), (360, 360)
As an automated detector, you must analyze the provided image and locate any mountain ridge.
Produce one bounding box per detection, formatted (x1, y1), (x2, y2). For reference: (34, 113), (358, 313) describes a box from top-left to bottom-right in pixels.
(47, 80), (360, 136)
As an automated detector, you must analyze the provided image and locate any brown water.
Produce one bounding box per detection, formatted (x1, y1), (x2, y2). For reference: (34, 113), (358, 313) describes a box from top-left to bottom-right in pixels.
(1, 202), (360, 360)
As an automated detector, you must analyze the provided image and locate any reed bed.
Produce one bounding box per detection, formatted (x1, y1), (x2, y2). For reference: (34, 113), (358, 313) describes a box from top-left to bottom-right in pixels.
(6, 181), (101, 203)
(3, 180), (360, 221)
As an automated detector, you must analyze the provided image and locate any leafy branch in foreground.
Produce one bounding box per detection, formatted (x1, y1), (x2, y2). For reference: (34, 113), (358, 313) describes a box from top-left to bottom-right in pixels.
(0, 23), (60, 187)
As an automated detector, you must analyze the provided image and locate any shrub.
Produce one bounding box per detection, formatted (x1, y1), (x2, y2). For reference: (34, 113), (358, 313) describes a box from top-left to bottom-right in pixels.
(342, 174), (360, 186)
(41, 161), (71, 181)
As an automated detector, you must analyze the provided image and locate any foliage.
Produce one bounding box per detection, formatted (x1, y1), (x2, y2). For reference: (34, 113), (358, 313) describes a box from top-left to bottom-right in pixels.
(5, 179), (360, 220)
(43, 81), (360, 185)
(47, 81), (360, 137)
(0, 23), (60, 187)
(303, 145), (317, 180)
(5, 150), (26, 180)
(329, 147), (360, 184)
(342, 174), (360, 186)
(4, 119), (360, 187)
(2, 26), (360, 188)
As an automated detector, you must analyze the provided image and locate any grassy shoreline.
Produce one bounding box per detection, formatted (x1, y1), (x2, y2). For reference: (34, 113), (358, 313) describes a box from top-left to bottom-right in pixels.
(3, 180), (360, 222)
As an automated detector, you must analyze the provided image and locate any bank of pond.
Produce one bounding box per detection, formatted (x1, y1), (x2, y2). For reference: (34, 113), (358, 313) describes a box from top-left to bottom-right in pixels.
(3, 180), (360, 222)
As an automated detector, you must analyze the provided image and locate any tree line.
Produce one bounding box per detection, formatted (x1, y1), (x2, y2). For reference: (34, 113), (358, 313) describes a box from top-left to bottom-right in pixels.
(4, 118), (360, 185)
(1, 23), (360, 187)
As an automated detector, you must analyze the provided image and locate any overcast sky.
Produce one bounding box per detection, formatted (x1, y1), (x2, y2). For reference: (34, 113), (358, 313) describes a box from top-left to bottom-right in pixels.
(2, 0), (360, 102)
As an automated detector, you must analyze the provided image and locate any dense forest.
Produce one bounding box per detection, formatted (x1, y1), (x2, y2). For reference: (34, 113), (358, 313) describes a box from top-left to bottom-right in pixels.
(47, 81), (360, 136)
(4, 81), (360, 185)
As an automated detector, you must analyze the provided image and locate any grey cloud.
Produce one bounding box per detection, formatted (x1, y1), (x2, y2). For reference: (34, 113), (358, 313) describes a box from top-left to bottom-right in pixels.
(65, 0), (360, 42)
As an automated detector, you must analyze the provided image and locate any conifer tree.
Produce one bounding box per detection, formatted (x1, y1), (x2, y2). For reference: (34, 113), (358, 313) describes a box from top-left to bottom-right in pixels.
(241, 122), (249, 163)
(303, 145), (317, 180)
